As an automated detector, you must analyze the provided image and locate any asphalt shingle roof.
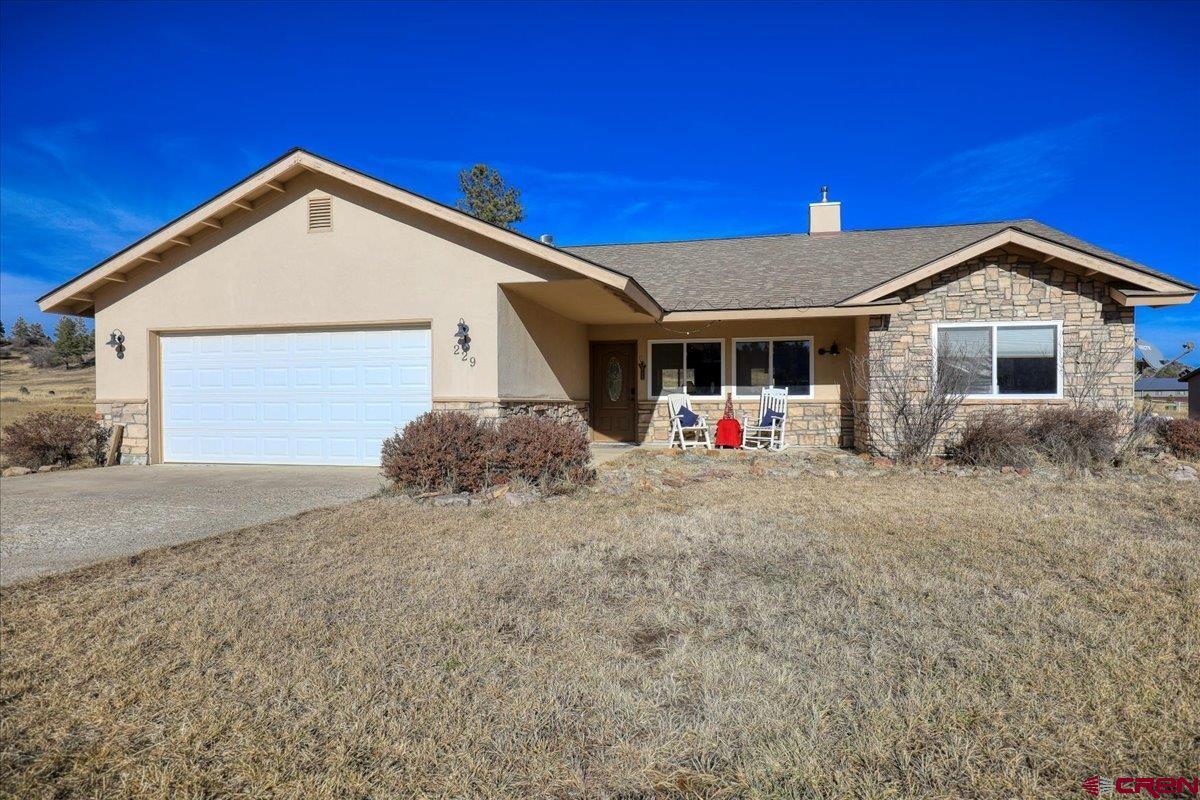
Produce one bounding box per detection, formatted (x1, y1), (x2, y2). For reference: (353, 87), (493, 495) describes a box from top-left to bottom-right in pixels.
(1135, 376), (1188, 392)
(565, 219), (1192, 312)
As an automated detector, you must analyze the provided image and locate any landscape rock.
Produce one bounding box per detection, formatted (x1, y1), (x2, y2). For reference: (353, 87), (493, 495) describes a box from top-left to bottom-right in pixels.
(1168, 465), (1197, 482)
(37, 465), (58, 473)
(432, 494), (471, 507)
(503, 491), (537, 506)
(2, 466), (33, 477)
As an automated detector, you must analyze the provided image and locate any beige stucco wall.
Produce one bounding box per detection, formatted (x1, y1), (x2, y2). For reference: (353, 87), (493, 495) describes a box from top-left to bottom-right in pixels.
(497, 289), (589, 400)
(92, 170), (580, 405)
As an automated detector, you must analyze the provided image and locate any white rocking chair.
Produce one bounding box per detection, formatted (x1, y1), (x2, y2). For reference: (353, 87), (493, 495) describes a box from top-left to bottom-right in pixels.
(742, 387), (789, 450)
(666, 393), (713, 450)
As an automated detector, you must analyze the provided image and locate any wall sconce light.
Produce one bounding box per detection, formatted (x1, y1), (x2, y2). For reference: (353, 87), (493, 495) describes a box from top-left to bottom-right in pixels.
(453, 318), (470, 352)
(818, 342), (840, 356)
(106, 329), (126, 359)
(638, 360), (646, 380)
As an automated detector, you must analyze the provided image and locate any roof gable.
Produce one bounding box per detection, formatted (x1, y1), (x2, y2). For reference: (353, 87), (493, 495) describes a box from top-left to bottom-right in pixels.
(38, 149), (661, 318)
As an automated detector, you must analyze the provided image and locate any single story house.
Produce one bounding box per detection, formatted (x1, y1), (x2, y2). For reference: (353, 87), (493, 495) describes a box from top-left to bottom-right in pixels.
(1135, 375), (1190, 417)
(1135, 375), (1190, 398)
(38, 149), (1196, 465)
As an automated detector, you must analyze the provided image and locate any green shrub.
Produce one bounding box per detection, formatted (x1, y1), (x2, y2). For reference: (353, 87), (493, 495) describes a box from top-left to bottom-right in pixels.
(950, 410), (1035, 469)
(1160, 417), (1200, 460)
(494, 414), (594, 489)
(3, 410), (108, 469)
(381, 411), (497, 493)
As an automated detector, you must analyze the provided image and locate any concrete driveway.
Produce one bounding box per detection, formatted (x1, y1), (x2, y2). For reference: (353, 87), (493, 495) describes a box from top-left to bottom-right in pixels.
(1, 464), (384, 586)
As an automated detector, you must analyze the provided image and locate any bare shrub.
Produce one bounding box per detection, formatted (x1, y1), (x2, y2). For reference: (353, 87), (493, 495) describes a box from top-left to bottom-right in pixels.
(381, 411), (497, 493)
(1112, 403), (1161, 465)
(494, 415), (594, 489)
(1063, 342), (1128, 410)
(26, 346), (60, 369)
(2, 410), (106, 469)
(950, 409), (1034, 468)
(1027, 406), (1118, 472)
(91, 425), (113, 466)
(849, 348), (972, 464)
(1160, 417), (1200, 460)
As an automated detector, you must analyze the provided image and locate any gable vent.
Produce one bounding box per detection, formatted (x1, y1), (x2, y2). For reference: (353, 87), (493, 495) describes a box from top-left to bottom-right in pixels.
(308, 197), (332, 231)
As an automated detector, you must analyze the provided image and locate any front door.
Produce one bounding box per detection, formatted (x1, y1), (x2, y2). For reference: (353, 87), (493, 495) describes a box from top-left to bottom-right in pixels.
(590, 341), (637, 442)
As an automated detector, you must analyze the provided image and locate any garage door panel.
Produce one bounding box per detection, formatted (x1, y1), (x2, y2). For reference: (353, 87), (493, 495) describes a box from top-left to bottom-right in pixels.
(161, 328), (431, 466)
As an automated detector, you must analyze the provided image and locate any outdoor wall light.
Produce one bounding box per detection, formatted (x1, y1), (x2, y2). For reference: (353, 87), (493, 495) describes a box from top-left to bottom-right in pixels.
(638, 360), (646, 380)
(818, 342), (840, 356)
(106, 329), (126, 359)
(453, 318), (471, 353)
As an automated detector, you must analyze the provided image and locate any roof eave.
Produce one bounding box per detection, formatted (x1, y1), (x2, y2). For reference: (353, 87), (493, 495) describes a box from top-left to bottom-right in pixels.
(839, 228), (1194, 306)
(38, 149), (664, 320)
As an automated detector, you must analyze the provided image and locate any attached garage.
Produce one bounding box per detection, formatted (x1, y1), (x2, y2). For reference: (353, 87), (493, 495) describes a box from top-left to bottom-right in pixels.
(160, 327), (431, 466)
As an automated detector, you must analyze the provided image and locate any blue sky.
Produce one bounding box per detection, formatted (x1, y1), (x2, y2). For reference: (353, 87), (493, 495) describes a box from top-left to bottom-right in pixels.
(1, 1), (1197, 362)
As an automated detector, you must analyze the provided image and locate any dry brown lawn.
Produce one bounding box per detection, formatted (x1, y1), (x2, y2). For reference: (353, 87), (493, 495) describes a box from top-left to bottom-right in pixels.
(2, 450), (1197, 799)
(0, 357), (95, 466)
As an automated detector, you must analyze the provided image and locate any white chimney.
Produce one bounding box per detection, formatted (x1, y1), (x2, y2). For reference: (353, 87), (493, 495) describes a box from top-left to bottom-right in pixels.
(808, 185), (841, 234)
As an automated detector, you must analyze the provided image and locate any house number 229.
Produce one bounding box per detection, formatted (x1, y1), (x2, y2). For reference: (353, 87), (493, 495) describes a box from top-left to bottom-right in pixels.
(453, 318), (476, 367)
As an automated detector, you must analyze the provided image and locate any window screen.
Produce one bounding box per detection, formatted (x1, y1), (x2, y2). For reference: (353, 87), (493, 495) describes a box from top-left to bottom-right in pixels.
(650, 342), (722, 396)
(996, 325), (1057, 394)
(772, 340), (811, 395)
(735, 341), (770, 395)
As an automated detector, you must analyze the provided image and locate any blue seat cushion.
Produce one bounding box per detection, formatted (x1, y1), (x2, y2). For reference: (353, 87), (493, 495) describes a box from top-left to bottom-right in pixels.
(677, 405), (699, 426)
(759, 409), (783, 427)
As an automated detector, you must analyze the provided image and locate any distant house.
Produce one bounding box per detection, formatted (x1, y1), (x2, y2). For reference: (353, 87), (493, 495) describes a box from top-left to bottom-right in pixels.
(1136, 375), (1189, 398)
(37, 149), (1198, 465)
(1135, 375), (1189, 417)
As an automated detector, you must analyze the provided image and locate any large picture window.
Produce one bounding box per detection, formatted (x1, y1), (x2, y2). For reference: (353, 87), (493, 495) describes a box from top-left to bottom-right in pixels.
(733, 338), (813, 398)
(934, 322), (1061, 398)
(649, 340), (723, 397)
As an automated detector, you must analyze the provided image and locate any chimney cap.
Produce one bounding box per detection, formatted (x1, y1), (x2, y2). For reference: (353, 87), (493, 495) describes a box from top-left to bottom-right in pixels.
(820, 185), (829, 203)
(539, 233), (555, 246)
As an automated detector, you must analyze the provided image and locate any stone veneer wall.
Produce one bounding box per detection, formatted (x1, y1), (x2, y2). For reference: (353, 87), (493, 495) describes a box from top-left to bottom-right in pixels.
(857, 252), (1135, 454)
(639, 399), (850, 448)
(95, 400), (150, 465)
(433, 399), (590, 433)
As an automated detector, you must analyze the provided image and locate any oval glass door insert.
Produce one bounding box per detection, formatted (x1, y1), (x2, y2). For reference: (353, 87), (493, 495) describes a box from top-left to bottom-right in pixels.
(606, 357), (623, 402)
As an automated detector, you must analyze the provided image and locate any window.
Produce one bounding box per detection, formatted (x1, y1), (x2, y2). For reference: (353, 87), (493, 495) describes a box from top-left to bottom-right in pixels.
(649, 340), (722, 397)
(734, 338), (812, 397)
(934, 322), (1060, 397)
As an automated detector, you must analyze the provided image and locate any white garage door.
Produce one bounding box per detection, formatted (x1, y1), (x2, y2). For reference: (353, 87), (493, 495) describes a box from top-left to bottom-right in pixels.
(161, 328), (431, 465)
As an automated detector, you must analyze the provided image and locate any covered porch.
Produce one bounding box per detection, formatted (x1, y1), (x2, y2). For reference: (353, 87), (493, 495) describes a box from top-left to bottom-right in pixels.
(499, 281), (881, 449)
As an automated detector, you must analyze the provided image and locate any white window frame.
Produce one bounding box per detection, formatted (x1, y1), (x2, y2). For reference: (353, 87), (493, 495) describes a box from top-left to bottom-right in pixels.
(731, 336), (816, 399)
(646, 338), (725, 400)
(931, 320), (1064, 400)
